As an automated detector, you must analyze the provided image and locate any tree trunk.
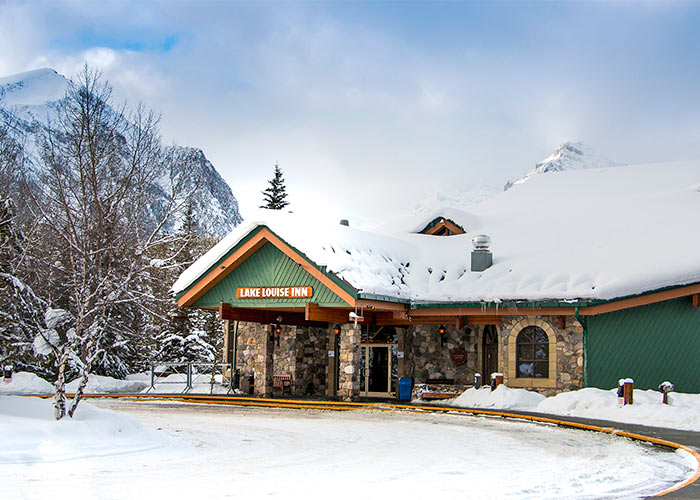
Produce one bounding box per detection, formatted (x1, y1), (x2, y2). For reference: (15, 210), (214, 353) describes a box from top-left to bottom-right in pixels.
(68, 369), (89, 418)
(54, 353), (68, 420)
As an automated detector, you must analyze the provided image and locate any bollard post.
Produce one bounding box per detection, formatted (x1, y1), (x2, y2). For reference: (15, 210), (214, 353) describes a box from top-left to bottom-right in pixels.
(474, 373), (482, 389)
(150, 363), (155, 391)
(658, 381), (675, 404)
(186, 362), (193, 392)
(617, 378), (634, 405)
(3, 365), (13, 383)
(490, 372), (504, 391)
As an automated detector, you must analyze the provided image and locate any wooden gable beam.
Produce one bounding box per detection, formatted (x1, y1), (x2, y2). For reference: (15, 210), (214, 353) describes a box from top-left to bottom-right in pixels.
(693, 294), (700, 310)
(219, 303), (326, 328)
(305, 302), (361, 324)
(179, 227), (357, 308)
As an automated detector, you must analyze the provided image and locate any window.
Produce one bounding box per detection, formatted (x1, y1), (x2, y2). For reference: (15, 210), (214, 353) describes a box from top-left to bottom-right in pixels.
(516, 326), (549, 378)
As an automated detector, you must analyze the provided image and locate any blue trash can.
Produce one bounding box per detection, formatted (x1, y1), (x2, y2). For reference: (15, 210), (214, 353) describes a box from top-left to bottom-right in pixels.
(398, 377), (413, 401)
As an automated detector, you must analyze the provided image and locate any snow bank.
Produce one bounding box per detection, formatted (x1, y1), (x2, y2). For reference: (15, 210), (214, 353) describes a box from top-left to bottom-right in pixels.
(0, 396), (167, 464)
(0, 371), (54, 395)
(536, 387), (700, 431)
(443, 385), (700, 432)
(66, 374), (149, 394)
(450, 385), (545, 409)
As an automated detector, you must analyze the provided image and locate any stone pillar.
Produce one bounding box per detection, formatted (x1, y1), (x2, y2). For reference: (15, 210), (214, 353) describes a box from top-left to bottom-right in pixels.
(338, 324), (361, 400)
(254, 324), (274, 397)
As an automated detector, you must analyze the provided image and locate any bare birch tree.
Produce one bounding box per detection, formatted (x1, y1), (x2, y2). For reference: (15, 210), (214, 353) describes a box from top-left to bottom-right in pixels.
(30, 65), (200, 419)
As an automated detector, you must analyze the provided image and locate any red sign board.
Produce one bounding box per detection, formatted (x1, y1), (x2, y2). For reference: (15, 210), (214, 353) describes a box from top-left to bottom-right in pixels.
(236, 286), (313, 299)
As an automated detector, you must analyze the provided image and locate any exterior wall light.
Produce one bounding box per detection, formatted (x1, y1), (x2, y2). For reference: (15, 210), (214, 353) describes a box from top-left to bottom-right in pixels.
(438, 325), (447, 346)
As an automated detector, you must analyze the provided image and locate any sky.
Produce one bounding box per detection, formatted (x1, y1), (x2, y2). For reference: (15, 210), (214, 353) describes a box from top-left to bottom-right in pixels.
(1, 0), (700, 223)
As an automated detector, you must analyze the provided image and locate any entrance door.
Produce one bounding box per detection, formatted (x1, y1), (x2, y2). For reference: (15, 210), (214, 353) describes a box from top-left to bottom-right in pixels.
(360, 344), (395, 397)
(482, 325), (499, 379)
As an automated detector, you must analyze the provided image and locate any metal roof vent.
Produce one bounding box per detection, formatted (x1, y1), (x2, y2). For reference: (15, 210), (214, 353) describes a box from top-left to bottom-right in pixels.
(471, 234), (492, 272)
(339, 219), (349, 226)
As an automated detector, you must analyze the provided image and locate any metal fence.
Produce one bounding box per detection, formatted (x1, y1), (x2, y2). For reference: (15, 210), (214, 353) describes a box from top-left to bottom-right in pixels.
(147, 362), (235, 394)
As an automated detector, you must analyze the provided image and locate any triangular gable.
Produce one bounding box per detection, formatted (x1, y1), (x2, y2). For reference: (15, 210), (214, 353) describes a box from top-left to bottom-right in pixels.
(176, 226), (357, 308)
(419, 217), (465, 236)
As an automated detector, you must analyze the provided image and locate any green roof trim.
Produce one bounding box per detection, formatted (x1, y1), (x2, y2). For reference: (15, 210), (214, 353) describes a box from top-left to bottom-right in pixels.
(411, 281), (700, 311)
(357, 292), (411, 305)
(411, 299), (592, 309)
(419, 217), (465, 235)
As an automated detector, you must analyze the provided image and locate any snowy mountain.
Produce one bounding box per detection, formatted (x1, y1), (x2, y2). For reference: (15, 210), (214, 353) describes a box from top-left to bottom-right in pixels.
(0, 68), (242, 237)
(504, 142), (621, 191)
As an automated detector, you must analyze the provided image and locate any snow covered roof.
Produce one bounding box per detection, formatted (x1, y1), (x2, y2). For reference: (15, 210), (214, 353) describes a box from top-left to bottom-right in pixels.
(174, 161), (700, 304)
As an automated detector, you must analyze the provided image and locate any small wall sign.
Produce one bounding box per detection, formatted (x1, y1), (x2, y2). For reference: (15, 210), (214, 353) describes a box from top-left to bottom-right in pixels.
(328, 350), (335, 358)
(236, 286), (313, 299)
(397, 351), (405, 359)
(450, 348), (468, 367)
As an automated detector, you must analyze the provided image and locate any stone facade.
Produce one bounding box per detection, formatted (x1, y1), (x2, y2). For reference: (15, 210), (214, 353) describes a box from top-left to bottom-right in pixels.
(407, 324), (477, 385)
(236, 321), (330, 397)
(234, 316), (585, 399)
(293, 326), (329, 396)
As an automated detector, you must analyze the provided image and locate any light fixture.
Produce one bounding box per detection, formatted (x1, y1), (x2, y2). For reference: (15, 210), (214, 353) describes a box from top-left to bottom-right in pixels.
(274, 324), (282, 347)
(333, 325), (341, 335)
(438, 325), (447, 346)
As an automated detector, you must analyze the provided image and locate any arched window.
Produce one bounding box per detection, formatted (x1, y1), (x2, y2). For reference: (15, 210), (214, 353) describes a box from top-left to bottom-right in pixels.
(516, 326), (549, 378)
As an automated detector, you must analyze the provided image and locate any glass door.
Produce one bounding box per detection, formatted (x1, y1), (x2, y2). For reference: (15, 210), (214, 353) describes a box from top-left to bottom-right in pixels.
(360, 344), (394, 397)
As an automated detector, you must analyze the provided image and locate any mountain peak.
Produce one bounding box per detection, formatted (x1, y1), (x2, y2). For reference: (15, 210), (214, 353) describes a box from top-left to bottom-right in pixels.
(504, 141), (620, 191)
(0, 67), (69, 106)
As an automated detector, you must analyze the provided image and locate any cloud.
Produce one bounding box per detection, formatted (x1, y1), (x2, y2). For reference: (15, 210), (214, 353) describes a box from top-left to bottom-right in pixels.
(2, 1), (700, 219)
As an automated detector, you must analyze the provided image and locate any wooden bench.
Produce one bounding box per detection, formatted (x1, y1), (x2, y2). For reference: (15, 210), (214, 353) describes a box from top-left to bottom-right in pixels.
(420, 378), (459, 400)
(273, 374), (292, 395)
(421, 392), (460, 400)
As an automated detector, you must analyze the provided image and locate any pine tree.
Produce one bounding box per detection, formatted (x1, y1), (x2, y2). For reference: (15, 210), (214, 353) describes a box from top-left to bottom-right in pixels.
(260, 163), (289, 210)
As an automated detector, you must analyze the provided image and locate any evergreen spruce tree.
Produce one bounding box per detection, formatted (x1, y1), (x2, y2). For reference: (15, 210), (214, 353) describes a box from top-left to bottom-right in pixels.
(260, 163), (289, 210)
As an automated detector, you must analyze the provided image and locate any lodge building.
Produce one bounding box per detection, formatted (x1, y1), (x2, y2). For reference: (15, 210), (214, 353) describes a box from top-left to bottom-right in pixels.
(173, 163), (700, 399)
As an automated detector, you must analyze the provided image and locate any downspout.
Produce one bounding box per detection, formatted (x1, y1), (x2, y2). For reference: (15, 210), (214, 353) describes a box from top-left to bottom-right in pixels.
(575, 306), (588, 387)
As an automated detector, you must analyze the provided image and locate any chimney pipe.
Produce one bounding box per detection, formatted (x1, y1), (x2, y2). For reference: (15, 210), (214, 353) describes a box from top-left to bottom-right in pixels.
(471, 234), (492, 272)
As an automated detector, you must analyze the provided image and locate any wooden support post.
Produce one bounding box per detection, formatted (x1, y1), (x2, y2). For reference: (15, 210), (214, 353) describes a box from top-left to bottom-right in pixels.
(490, 373), (504, 391)
(692, 294), (699, 310)
(618, 378), (634, 405)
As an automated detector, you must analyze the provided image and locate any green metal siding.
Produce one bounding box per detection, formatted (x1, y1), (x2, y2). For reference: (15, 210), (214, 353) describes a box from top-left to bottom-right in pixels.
(192, 242), (348, 308)
(587, 297), (700, 392)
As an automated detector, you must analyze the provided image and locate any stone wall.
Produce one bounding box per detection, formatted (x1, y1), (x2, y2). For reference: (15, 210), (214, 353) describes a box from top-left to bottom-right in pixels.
(236, 322), (330, 397)
(294, 326), (329, 396)
(408, 325), (477, 384)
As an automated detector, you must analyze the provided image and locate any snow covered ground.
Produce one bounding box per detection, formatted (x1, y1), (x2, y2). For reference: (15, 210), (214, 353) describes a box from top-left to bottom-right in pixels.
(0, 397), (695, 500)
(6, 371), (700, 433)
(432, 385), (700, 432)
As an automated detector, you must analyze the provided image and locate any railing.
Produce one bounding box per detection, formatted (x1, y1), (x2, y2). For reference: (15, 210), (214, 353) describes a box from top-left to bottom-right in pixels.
(148, 362), (235, 394)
